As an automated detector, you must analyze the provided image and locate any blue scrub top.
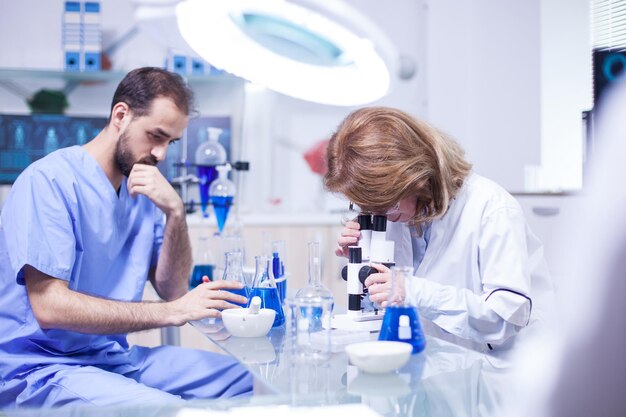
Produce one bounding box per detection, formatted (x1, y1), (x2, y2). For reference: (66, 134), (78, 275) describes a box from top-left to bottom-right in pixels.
(0, 146), (164, 380)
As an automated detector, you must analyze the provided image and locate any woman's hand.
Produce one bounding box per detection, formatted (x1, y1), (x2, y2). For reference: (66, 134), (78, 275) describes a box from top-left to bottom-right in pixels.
(335, 220), (361, 257)
(364, 263), (406, 307)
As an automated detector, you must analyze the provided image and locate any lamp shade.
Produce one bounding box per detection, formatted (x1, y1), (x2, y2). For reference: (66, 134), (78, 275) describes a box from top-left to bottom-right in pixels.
(175, 0), (398, 106)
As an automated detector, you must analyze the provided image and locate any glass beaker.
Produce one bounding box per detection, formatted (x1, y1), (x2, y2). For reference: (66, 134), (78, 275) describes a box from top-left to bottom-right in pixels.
(378, 266), (426, 354)
(248, 255), (285, 327)
(222, 251), (249, 307)
(189, 235), (215, 289)
(294, 241), (334, 316)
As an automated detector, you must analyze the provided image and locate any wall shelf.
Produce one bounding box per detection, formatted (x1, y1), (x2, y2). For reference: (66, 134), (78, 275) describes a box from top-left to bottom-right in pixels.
(0, 67), (244, 85)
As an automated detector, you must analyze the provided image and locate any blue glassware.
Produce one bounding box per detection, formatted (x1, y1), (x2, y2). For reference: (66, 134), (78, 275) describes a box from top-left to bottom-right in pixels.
(378, 266), (426, 354)
(197, 165), (218, 217)
(209, 164), (236, 233)
(189, 264), (214, 289)
(210, 195), (234, 233)
(379, 305), (426, 354)
(248, 255), (285, 327)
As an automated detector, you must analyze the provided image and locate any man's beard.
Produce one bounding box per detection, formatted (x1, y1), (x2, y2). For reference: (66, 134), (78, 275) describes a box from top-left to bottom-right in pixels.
(114, 129), (158, 177)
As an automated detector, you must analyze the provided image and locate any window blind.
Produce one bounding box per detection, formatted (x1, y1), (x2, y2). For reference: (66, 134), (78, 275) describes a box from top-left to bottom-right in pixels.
(594, 0), (626, 50)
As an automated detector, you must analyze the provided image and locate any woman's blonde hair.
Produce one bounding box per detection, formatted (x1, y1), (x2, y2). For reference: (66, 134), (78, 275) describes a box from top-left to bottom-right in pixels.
(324, 107), (472, 225)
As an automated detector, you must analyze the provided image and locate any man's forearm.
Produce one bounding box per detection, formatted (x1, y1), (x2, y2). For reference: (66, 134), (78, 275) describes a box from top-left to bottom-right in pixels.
(24, 269), (182, 334)
(153, 210), (192, 300)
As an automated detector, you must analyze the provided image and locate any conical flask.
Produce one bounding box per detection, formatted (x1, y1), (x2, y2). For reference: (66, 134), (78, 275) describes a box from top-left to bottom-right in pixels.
(209, 164), (236, 233)
(189, 235), (214, 289)
(195, 127), (227, 217)
(378, 266), (426, 354)
(222, 251), (249, 307)
(248, 255), (285, 327)
(295, 241), (334, 308)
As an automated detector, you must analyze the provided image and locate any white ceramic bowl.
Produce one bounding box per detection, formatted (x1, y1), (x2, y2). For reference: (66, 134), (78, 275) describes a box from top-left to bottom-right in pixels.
(345, 341), (412, 374)
(221, 308), (275, 338)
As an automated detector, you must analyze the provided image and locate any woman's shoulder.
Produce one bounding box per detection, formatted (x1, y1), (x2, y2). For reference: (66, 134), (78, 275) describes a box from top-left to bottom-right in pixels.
(461, 173), (521, 214)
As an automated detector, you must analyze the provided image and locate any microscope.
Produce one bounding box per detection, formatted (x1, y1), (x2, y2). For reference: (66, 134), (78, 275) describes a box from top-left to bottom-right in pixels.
(332, 214), (395, 332)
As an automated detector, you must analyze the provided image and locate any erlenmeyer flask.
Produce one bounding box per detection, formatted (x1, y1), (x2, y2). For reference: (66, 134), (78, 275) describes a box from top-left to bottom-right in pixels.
(248, 255), (285, 327)
(222, 251), (249, 307)
(378, 266), (426, 354)
(189, 235), (214, 290)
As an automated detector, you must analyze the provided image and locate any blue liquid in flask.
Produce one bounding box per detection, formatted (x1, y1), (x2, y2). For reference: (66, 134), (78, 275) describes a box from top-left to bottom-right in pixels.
(197, 166), (218, 217)
(210, 195), (233, 232)
(379, 306), (426, 354)
(189, 264), (214, 289)
(225, 286), (250, 308)
(248, 287), (285, 327)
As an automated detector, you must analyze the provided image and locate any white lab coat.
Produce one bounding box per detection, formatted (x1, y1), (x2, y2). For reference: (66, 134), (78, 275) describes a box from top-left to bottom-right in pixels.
(388, 173), (555, 355)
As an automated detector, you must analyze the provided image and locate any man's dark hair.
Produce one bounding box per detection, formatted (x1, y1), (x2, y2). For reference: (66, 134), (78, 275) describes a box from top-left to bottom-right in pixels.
(109, 67), (195, 122)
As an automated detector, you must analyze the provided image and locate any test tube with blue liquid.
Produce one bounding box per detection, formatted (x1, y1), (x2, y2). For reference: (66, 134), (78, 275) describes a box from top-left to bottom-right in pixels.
(222, 251), (249, 307)
(378, 266), (426, 354)
(189, 235), (215, 289)
(248, 255), (285, 327)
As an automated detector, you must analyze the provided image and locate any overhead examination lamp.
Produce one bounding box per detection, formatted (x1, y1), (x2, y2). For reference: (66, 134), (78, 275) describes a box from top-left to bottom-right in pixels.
(172, 0), (403, 106)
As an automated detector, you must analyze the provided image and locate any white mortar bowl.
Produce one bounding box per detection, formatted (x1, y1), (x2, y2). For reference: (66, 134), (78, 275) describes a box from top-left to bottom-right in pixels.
(221, 308), (275, 338)
(345, 341), (412, 374)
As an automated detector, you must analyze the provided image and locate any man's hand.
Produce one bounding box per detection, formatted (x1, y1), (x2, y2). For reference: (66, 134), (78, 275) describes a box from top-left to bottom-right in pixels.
(166, 280), (248, 326)
(24, 265), (248, 333)
(128, 164), (183, 217)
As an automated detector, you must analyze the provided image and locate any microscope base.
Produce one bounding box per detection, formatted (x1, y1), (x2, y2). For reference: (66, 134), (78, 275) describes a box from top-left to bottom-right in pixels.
(331, 313), (383, 332)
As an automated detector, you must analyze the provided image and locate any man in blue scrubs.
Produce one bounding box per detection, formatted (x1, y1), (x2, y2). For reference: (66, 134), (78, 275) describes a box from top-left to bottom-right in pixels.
(0, 67), (252, 407)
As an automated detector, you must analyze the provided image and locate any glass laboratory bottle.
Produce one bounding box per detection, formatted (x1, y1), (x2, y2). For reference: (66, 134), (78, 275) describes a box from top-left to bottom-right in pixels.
(248, 255), (285, 327)
(294, 241), (335, 330)
(209, 164), (236, 234)
(222, 251), (249, 307)
(195, 127), (227, 218)
(295, 241), (334, 306)
(189, 235), (215, 290)
(378, 266), (426, 354)
(272, 240), (286, 302)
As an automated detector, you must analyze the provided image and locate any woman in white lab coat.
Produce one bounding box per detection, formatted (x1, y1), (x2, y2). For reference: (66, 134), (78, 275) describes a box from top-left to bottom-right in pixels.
(325, 107), (554, 355)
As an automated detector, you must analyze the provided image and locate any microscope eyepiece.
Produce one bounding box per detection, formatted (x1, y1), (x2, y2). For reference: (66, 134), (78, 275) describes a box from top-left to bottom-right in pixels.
(358, 213), (373, 230)
(373, 215), (387, 232)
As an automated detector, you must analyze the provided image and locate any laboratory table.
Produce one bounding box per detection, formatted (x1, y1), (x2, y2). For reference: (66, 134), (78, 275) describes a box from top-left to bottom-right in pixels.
(188, 318), (517, 417)
(4, 321), (519, 417)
